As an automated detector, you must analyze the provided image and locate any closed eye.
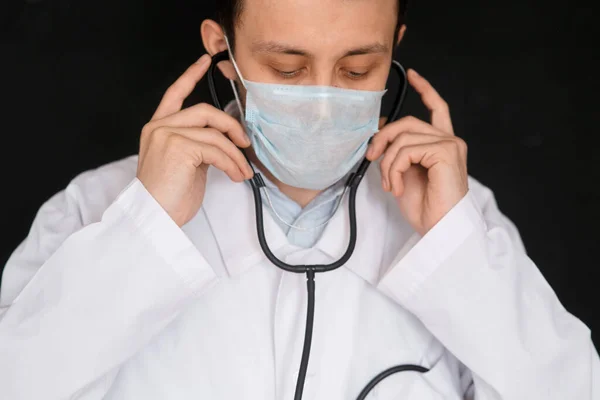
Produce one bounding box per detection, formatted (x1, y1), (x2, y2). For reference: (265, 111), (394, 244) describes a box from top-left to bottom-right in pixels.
(345, 70), (369, 80)
(273, 68), (302, 79)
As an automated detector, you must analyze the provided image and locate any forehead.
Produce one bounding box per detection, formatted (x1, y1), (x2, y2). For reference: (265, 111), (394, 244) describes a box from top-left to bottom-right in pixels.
(236, 0), (398, 51)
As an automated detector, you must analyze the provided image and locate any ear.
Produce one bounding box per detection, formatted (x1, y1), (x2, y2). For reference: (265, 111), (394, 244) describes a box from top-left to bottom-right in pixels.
(396, 24), (407, 46)
(200, 19), (238, 81)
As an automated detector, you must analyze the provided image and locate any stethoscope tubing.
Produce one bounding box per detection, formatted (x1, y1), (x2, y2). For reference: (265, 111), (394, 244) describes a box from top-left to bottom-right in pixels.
(206, 50), (428, 400)
(207, 51), (408, 274)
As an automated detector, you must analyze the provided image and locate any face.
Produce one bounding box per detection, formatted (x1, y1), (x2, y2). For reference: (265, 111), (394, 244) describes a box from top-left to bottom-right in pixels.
(203, 0), (403, 94)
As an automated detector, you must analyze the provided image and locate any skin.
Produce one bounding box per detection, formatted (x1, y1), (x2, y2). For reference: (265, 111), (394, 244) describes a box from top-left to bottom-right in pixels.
(137, 0), (468, 236)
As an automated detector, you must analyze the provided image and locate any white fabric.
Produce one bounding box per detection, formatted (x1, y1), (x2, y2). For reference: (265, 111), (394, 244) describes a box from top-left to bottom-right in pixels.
(0, 154), (598, 399)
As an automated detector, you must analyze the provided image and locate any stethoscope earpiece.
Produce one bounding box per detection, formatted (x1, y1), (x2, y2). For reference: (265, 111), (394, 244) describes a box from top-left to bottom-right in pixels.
(207, 51), (232, 111)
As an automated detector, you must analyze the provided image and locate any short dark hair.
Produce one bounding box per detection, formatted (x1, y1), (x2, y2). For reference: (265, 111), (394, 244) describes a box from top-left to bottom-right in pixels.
(217, 0), (410, 50)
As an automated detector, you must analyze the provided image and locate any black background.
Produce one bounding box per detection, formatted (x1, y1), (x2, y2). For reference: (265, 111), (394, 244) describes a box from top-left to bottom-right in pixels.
(1, 0), (598, 347)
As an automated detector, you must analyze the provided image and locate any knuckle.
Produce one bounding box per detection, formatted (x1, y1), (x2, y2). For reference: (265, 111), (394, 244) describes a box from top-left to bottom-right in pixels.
(458, 139), (468, 158)
(371, 131), (386, 144)
(205, 128), (230, 146)
(390, 156), (403, 171)
(164, 84), (180, 99)
(396, 131), (411, 144)
(141, 122), (152, 134)
(165, 133), (185, 150)
(206, 127), (225, 137)
(437, 99), (450, 112)
(380, 153), (394, 172)
(391, 154), (408, 173)
(403, 115), (419, 124)
(152, 125), (170, 139)
(198, 102), (218, 117)
(140, 122), (153, 140)
(381, 126), (404, 143)
(396, 146), (412, 161)
(396, 147), (407, 158)
(197, 102), (210, 113)
(145, 126), (165, 147)
(443, 139), (460, 155)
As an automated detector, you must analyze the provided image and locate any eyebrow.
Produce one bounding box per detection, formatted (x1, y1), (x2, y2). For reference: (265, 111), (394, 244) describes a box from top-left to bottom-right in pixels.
(251, 41), (389, 58)
(343, 43), (389, 57)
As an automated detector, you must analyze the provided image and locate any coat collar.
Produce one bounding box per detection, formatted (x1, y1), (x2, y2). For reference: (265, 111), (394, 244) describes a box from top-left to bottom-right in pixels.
(201, 164), (394, 286)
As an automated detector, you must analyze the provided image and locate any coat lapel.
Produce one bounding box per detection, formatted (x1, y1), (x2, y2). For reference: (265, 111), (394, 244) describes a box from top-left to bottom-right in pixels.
(202, 163), (399, 285)
(313, 164), (392, 285)
(202, 167), (295, 277)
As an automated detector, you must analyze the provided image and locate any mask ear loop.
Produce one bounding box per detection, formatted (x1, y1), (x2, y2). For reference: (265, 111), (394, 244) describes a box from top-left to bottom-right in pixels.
(346, 59), (409, 189)
(224, 35), (247, 119)
(207, 49), (262, 184)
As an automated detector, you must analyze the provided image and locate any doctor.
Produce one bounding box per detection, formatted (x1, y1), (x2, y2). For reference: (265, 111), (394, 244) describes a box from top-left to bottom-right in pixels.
(1, 0), (598, 398)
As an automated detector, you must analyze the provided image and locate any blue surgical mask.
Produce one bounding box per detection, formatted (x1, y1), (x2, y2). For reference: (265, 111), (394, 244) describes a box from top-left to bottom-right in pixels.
(225, 36), (386, 190)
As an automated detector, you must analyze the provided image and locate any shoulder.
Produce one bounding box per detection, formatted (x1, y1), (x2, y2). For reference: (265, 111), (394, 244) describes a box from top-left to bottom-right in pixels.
(1, 155), (139, 305)
(62, 155), (139, 224)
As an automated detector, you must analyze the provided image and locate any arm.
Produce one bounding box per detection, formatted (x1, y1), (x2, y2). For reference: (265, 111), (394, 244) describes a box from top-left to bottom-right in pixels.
(378, 180), (600, 399)
(0, 178), (218, 400)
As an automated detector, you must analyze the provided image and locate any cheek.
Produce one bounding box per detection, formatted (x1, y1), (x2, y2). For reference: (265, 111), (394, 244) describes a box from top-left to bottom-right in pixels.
(347, 65), (392, 91)
(373, 61), (395, 90)
(372, 68), (393, 90)
(218, 61), (238, 81)
(230, 43), (270, 83)
(241, 64), (277, 83)
(237, 59), (287, 85)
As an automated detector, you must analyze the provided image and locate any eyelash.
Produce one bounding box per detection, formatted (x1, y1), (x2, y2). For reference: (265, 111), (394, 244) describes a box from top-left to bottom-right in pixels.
(273, 68), (369, 80)
(277, 69), (302, 79)
(345, 70), (368, 80)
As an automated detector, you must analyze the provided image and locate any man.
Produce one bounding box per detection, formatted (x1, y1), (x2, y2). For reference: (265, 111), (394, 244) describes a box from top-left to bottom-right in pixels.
(0, 0), (598, 398)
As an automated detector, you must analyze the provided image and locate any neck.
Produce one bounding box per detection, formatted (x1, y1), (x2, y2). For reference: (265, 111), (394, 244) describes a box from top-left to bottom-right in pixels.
(246, 149), (322, 208)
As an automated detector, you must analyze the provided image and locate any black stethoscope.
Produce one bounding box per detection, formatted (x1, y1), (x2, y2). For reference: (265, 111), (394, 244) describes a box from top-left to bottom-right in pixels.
(207, 50), (429, 400)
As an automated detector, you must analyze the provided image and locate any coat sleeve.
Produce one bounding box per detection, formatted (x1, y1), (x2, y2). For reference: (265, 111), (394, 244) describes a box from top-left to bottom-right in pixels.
(0, 178), (218, 400)
(378, 179), (600, 399)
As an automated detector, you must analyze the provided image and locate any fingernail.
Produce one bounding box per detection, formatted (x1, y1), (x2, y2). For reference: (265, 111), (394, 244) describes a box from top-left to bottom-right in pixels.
(196, 54), (211, 65)
(366, 145), (373, 159)
(382, 178), (388, 191)
(410, 69), (420, 77)
(244, 133), (252, 146)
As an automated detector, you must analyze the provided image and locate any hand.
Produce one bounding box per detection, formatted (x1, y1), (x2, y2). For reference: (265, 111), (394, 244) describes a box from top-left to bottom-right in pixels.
(366, 69), (468, 236)
(137, 54), (253, 227)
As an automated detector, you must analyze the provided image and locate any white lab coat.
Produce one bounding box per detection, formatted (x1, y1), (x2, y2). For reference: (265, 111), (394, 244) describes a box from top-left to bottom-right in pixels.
(0, 154), (598, 400)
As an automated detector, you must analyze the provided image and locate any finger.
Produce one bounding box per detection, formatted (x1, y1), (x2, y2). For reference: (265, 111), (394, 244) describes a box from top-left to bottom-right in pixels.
(164, 127), (253, 179)
(177, 136), (247, 183)
(379, 132), (442, 191)
(148, 103), (250, 148)
(378, 117), (388, 129)
(152, 54), (212, 120)
(367, 116), (444, 161)
(389, 142), (452, 196)
(407, 69), (454, 135)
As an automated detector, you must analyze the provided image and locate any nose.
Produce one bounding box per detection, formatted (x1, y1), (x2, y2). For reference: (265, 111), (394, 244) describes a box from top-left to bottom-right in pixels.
(308, 61), (340, 88)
